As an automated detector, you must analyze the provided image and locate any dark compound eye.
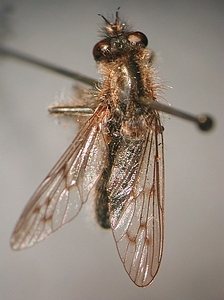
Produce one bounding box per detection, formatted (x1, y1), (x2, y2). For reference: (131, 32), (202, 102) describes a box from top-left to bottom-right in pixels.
(127, 31), (148, 47)
(93, 39), (110, 61)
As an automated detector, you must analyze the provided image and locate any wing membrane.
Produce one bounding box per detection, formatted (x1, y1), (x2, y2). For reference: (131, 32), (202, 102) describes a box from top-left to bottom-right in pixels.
(108, 113), (164, 287)
(11, 105), (109, 250)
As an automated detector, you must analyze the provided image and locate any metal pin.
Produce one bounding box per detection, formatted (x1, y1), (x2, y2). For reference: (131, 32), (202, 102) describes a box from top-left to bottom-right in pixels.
(0, 46), (214, 131)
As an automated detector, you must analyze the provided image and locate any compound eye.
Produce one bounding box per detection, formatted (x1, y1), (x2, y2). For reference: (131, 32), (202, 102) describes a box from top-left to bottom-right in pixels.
(93, 39), (110, 61)
(127, 31), (148, 47)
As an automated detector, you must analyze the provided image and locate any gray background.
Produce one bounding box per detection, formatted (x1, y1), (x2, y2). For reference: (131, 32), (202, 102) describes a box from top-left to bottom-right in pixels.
(0, 0), (223, 299)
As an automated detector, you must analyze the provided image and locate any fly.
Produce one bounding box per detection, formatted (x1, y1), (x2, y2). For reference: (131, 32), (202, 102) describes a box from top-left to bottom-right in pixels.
(0, 8), (213, 287)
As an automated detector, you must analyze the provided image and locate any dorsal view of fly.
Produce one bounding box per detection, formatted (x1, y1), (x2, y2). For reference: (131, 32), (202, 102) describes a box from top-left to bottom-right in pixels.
(10, 9), (164, 287)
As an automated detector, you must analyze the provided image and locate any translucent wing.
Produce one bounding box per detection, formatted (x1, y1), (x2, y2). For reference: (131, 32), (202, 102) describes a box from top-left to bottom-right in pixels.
(11, 104), (109, 250)
(108, 112), (164, 287)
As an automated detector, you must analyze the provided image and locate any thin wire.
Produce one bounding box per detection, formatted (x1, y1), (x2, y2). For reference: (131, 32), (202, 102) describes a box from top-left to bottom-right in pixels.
(0, 46), (97, 86)
(0, 46), (214, 131)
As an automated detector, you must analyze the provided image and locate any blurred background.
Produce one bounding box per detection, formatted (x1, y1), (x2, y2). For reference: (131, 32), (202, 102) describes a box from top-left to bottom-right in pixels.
(0, 0), (223, 299)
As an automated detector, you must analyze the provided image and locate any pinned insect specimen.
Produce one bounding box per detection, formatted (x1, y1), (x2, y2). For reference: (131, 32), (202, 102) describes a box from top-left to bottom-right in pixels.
(0, 9), (213, 287)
